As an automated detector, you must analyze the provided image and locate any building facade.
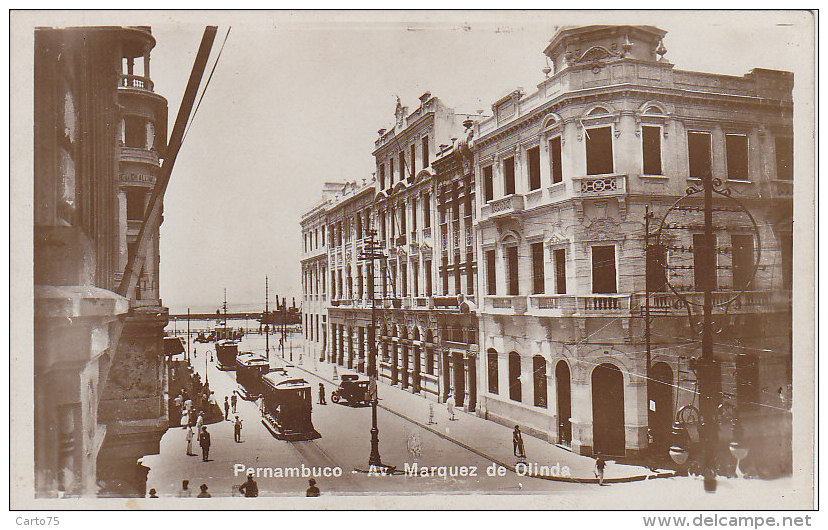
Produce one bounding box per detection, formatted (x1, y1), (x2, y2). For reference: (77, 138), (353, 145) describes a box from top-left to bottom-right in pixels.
(34, 26), (171, 497)
(296, 25), (793, 476)
(473, 25), (792, 473)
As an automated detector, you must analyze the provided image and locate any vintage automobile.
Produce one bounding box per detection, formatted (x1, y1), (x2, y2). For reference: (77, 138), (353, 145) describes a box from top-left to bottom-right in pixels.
(331, 373), (371, 406)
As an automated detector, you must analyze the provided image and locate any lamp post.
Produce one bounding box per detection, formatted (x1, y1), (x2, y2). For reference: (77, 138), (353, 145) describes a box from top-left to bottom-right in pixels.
(361, 228), (387, 469)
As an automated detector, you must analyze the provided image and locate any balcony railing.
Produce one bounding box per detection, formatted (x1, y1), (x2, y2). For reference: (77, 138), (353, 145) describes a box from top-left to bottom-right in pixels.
(572, 174), (627, 198)
(633, 290), (787, 315)
(120, 74), (154, 91)
(484, 295), (528, 314)
(480, 194), (525, 221)
(581, 294), (631, 313)
(528, 294), (578, 315)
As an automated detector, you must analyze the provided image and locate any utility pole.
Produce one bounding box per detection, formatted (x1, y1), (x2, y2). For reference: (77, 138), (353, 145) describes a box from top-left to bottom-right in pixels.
(360, 228), (387, 469)
(265, 276), (270, 361)
(644, 206), (653, 444)
(698, 171), (720, 493)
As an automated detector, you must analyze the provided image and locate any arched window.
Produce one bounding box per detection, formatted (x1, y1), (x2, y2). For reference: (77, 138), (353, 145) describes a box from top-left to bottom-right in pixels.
(487, 349), (499, 394)
(509, 352), (522, 402)
(588, 106), (610, 116)
(533, 355), (547, 408)
(644, 105), (664, 115)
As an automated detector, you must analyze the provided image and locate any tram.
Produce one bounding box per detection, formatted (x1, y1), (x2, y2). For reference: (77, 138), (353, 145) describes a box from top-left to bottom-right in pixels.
(235, 353), (276, 400)
(215, 340), (239, 371)
(260, 370), (320, 440)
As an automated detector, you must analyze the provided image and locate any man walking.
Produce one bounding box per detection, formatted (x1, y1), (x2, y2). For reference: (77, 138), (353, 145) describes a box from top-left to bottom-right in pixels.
(239, 472), (259, 497)
(224, 396), (230, 420)
(233, 415), (243, 443)
(513, 425), (526, 459)
(318, 383), (327, 405)
(594, 455), (607, 486)
(231, 393), (238, 414)
(199, 426), (211, 462)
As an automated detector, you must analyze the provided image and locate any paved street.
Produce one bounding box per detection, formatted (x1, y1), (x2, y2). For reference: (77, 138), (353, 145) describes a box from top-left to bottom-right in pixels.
(144, 331), (669, 498)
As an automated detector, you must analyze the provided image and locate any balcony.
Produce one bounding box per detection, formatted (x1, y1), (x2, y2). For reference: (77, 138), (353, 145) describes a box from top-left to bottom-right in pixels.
(632, 290), (788, 316)
(120, 146), (160, 167)
(483, 295), (528, 315)
(580, 294), (631, 314)
(120, 74), (154, 92)
(432, 296), (460, 309)
(572, 173), (627, 198)
(480, 194), (525, 222)
(415, 296), (431, 308)
(527, 294), (577, 316)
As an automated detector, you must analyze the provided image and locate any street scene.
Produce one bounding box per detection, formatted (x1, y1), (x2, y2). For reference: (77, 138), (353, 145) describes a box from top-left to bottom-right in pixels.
(20, 10), (813, 512)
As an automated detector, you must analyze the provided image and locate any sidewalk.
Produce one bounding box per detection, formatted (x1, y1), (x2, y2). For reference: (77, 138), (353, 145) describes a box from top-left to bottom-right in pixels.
(285, 357), (674, 484)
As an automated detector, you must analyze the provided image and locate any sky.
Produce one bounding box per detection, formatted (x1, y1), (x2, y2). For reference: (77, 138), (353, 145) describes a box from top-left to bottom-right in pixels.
(23, 10), (813, 315)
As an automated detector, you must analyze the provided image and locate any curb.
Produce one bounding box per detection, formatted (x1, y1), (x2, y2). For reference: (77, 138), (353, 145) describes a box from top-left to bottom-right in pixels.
(286, 361), (676, 484)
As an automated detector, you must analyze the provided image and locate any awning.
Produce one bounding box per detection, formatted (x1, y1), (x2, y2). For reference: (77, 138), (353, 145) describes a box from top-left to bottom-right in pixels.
(164, 337), (185, 356)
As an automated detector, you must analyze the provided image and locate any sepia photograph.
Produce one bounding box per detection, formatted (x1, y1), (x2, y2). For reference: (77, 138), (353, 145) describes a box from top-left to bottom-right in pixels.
(9, 8), (816, 515)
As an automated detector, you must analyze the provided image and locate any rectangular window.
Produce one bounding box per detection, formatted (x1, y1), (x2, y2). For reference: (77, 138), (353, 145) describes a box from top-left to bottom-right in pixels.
(357, 265), (363, 299)
(380, 213), (386, 241)
(412, 262), (419, 297)
(550, 137), (562, 184)
(488, 352), (499, 394)
(693, 234), (718, 291)
(642, 125), (663, 175)
(389, 158), (395, 187)
(528, 146), (541, 191)
(454, 253), (462, 294)
(486, 249), (496, 295)
(688, 131), (712, 178)
(506, 246), (519, 295)
(503, 156), (516, 195)
(646, 244), (667, 292)
(533, 356), (547, 408)
(442, 263), (449, 296)
(425, 260), (433, 297)
(379, 163), (385, 189)
(126, 189), (145, 221)
(400, 262), (407, 297)
(775, 137), (793, 180)
(423, 194), (431, 228)
(483, 165), (494, 202)
(726, 134), (749, 180)
(586, 126), (613, 175)
(124, 116), (146, 148)
(591, 245), (617, 294)
(412, 198), (417, 231)
(466, 251), (475, 295)
(509, 353), (522, 402)
(411, 144), (417, 175)
(731, 234), (755, 290)
(554, 248), (567, 294)
(422, 136), (429, 168)
(399, 151), (406, 180)
(531, 242), (544, 294)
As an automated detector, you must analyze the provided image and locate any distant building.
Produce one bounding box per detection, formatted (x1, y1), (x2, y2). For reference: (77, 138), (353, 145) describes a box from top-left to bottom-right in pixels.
(473, 25), (792, 473)
(34, 26), (170, 497)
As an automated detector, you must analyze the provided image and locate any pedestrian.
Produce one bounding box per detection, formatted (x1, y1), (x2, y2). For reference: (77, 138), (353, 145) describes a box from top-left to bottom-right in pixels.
(178, 480), (192, 497)
(199, 426), (211, 462)
(427, 402), (435, 424)
(224, 396), (230, 420)
(446, 392), (456, 421)
(594, 455), (607, 486)
(239, 472), (259, 497)
(185, 425), (195, 456)
(234, 415), (243, 443)
(318, 383), (327, 405)
(231, 393), (238, 414)
(197, 483), (211, 498)
(173, 393), (183, 415)
(183, 397), (193, 425)
(513, 425), (526, 458)
(195, 411), (204, 435)
(147, 488), (158, 498)
(306, 478), (320, 497)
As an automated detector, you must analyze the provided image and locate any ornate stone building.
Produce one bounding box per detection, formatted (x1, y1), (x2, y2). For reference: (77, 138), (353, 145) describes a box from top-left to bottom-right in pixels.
(472, 25), (792, 473)
(33, 26), (171, 497)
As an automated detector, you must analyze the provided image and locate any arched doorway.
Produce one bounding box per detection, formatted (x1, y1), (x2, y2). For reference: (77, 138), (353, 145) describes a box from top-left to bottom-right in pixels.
(556, 361), (571, 446)
(592, 363), (625, 456)
(649, 362), (674, 452)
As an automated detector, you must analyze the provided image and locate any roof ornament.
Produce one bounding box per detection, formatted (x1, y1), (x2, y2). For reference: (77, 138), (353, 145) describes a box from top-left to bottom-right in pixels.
(621, 34), (633, 57)
(656, 39), (667, 61)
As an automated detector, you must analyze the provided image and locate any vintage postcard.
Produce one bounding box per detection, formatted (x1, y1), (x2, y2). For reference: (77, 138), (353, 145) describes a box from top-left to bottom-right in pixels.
(9, 9), (816, 513)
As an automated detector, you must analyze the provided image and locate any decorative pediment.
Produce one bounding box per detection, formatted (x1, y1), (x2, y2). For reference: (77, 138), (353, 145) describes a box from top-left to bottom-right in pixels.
(575, 45), (620, 64)
(545, 231), (569, 247)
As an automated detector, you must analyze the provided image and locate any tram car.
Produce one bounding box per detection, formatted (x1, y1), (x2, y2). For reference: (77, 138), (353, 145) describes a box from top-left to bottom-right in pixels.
(235, 353), (276, 400)
(215, 340), (239, 371)
(260, 370), (320, 440)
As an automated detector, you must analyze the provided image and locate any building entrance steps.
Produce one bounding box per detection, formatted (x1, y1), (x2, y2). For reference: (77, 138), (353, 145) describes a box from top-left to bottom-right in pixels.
(289, 357), (674, 484)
